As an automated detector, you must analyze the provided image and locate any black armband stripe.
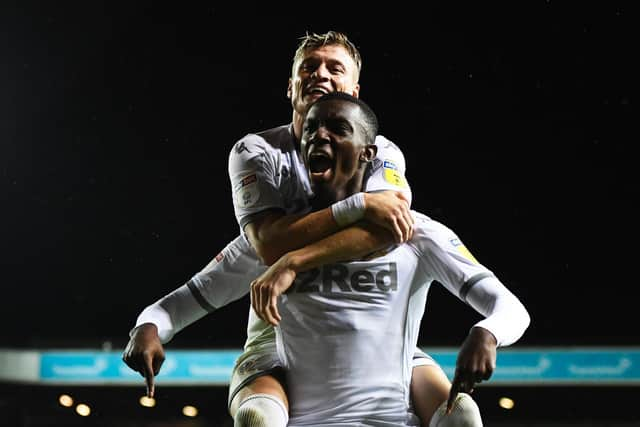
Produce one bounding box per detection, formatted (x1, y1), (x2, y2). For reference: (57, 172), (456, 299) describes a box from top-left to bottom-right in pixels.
(459, 272), (495, 303)
(186, 279), (216, 313)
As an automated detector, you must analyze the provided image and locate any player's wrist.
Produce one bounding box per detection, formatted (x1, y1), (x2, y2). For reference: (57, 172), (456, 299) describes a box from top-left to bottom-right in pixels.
(283, 250), (309, 274)
(133, 322), (158, 335)
(331, 192), (365, 227)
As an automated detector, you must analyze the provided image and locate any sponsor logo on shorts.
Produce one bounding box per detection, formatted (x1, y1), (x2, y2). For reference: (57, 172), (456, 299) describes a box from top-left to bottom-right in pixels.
(289, 262), (398, 293)
(237, 359), (256, 375)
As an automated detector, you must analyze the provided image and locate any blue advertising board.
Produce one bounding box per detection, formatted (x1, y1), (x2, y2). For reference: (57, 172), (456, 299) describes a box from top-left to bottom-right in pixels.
(35, 347), (640, 385)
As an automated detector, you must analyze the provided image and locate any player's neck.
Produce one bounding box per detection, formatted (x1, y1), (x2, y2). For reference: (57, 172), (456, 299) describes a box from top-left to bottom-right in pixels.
(311, 184), (362, 212)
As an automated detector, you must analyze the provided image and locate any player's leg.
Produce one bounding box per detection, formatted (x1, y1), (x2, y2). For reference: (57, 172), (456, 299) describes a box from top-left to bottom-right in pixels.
(230, 373), (288, 427)
(228, 349), (288, 427)
(410, 350), (482, 427)
(410, 362), (451, 425)
(429, 392), (482, 427)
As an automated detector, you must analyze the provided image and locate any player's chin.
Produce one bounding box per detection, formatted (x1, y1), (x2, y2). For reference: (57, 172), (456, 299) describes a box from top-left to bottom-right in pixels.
(305, 92), (325, 102)
(301, 93), (326, 109)
(309, 169), (333, 185)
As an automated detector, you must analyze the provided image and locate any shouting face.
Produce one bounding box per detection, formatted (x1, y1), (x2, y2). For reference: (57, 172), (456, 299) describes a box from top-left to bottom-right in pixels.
(301, 97), (376, 205)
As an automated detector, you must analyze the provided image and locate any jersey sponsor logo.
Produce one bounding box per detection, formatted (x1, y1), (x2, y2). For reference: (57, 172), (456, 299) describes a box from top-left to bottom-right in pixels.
(449, 238), (479, 264)
(382, 160), (408, 188)
(240, 174), (257, 187)
(383, 160), (397, 170)
(235, 173), (259, 208)
(235, 142), (251, 154)
(288, 262), (398, 293)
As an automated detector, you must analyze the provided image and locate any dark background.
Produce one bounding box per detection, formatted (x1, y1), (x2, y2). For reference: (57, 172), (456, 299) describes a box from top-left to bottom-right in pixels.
(1, 1), (635, 351)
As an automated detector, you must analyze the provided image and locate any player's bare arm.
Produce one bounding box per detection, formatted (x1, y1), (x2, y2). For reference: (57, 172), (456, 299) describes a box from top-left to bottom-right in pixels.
(251, 221), (393, 325)
(245, 190), (412, 265)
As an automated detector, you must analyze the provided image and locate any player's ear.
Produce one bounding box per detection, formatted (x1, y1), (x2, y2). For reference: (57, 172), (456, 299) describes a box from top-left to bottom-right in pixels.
(351, 83), (360, 98)
(286, 78), (293, 99)
(360, 144), (377, 163)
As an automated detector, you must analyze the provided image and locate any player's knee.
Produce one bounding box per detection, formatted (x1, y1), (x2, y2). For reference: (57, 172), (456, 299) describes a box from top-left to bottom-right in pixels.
(234, 393), (288, 427)
(429, 393), (482, 427)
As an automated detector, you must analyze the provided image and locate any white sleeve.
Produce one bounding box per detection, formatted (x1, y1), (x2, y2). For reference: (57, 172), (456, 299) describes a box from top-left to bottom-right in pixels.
(410, 211), (530, 347)
(410, 212), (494, 291)
(133, 285), (207, 344)
(364, 135), (412, 206)
(465, 276), (531, 347)
(131, 234), (266, 343)
(228, 134), (284, 229)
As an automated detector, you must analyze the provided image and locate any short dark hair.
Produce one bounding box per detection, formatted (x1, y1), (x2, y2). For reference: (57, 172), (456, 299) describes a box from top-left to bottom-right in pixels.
(312, 92), (378, 144)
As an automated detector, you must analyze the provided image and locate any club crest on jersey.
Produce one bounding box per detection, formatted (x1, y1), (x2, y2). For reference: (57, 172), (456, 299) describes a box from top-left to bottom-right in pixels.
(288, 262), (398, 293)
(235, 173), (259, 208)
(450, 238), (479, 264)
(382, 160), (408, 188)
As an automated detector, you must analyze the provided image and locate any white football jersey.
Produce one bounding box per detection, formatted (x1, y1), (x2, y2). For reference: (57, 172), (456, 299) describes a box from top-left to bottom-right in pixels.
(275, 212), (494, 427)
(227, 124), (414, 352)
(137, 124), (414, 351)
(228, 124), (412, 230)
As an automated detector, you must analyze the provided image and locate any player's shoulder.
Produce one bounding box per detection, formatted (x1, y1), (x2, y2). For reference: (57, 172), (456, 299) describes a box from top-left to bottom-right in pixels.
(374, 134), (402, 152)
(373, 134), (406, 173)
(230, 124), (292, 157)
(255, 124), (293, 147)
(410, 210), (457, 243)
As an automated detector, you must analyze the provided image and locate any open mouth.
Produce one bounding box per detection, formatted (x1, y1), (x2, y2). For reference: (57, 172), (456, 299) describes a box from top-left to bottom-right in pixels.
(305, 86), (330, 100)
(308, 152), (333, 176)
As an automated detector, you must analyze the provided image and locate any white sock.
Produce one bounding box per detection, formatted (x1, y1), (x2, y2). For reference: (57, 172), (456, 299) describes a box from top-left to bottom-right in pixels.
(429, 393), (483, 427)
(234, 393), (288, 427)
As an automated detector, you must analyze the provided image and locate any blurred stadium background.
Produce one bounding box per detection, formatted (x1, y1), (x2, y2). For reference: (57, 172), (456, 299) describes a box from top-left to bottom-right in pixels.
(2, 1), (635, 425)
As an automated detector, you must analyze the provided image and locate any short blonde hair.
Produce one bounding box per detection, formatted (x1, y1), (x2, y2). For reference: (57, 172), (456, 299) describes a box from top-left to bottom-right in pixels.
(291, 31), (362, 81)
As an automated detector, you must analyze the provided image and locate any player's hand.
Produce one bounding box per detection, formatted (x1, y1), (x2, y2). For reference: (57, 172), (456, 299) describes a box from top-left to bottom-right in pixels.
(122, 323), (165, 398)
(250, 254), (297, 326)
(446, 326), (497, 414)
(363, 191), (414, 243)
